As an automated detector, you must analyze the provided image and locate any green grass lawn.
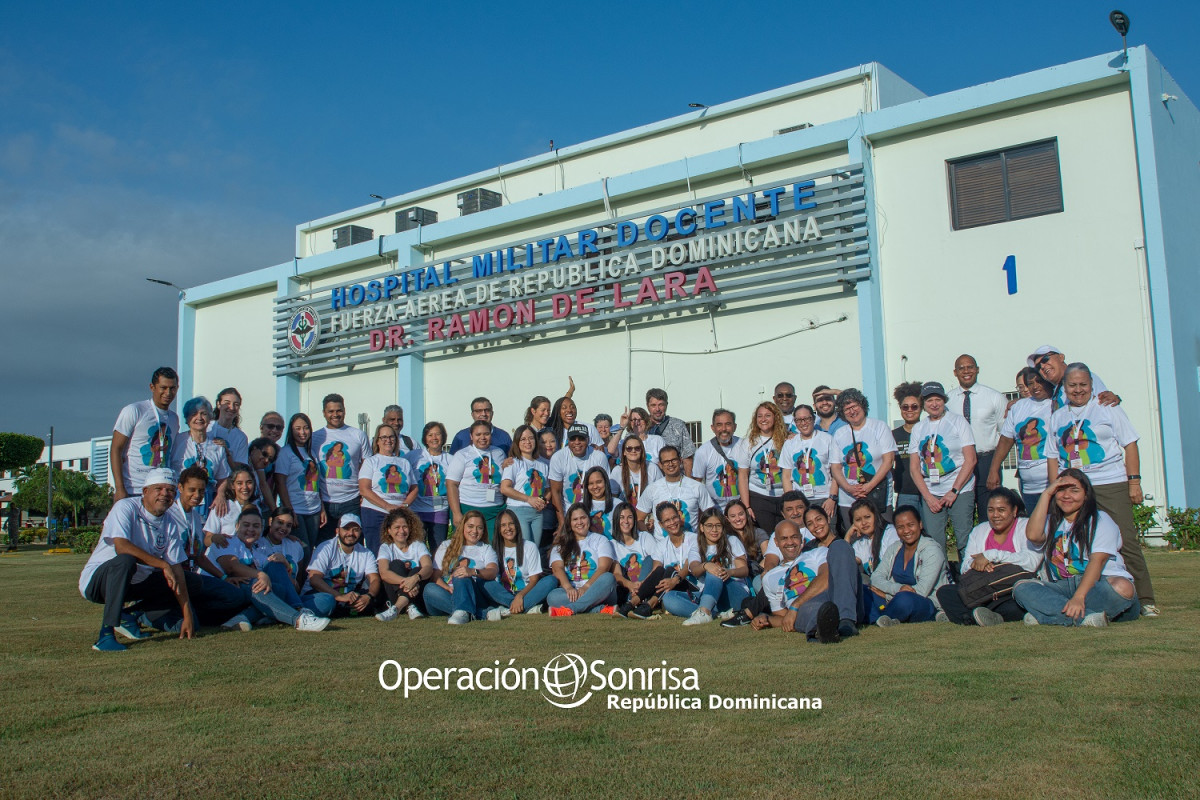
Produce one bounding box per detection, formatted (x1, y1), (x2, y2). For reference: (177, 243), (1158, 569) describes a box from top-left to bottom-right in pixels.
(2, 548), (1198, 799)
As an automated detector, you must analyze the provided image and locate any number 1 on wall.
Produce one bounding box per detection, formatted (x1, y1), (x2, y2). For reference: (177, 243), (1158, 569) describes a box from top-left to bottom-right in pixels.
(1002, 255), (1017, 295)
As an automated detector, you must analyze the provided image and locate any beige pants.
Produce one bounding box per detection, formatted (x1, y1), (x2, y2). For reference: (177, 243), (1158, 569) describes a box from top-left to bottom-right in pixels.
(1092, 480), (1155, 605)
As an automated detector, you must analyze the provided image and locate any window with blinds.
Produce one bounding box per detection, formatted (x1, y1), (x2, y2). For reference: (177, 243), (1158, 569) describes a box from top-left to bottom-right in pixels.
(948, 139), (1063, 230)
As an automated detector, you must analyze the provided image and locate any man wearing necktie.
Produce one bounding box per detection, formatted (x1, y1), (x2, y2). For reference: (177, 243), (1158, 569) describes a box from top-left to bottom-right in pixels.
(946, 355), (1008, 522)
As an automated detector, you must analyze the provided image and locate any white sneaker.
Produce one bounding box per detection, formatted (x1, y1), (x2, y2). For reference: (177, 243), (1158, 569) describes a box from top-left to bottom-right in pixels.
(716, 609), (736, 621)
(407, 604), (424, 620)
(972, 607), (1005, 627)
(485, 608), (505, 622)
(525, 604), (544, 615)
(682, 609), (713, 626)
(295, 611), (331, 632)
(1023, 613), (1039, 626)
(499, 607), (512, 618)
(935, 611), (949, 623)
(222, 613), (253, 632)
(447, 610), (471, 625)
(1081, 611), (1108, 628)
(375, 602), (401, 622)
(1140, 603), (1161, 618)
(875, 615), (899, 628)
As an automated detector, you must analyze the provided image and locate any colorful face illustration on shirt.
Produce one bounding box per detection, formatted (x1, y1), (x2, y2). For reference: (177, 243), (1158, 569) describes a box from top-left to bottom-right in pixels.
(753, 447), (782, 487)
(919, 434), (956, 477)
(526, 468), (547, 498)
(569, 551), (598, 584)
(420, 463), (447, 497)
(503, 557), (525, 592)
(783, 561), (818, 606)
(621, 553), (643, 582)
(1057, 420), (1106, 467)
(321, 442), (349, 479)
(1017, 418), (1046, 460)
(566, 471), (584, 504)
(713, 464), (738, 498)
(302, 460), (320, 492)
(1050, 534), (1087, 579)
(842, 442), (874, 483)
(380, 464), (408, 495)
(589, 510), (612, 539)
(140, 423), (171, 467)
(790, 450), (825, 487)
(473, 455), (498, 485)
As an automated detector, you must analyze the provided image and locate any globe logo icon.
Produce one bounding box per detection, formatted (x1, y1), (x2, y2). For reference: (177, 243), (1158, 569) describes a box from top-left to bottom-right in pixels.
(542, 653), (592, 708)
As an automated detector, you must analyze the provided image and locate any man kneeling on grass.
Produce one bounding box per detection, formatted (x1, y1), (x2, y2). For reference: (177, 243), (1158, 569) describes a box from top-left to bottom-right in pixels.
(728, 521), (843, 643)
(78, 468), (196, 652)
(303, 514), (381, 618)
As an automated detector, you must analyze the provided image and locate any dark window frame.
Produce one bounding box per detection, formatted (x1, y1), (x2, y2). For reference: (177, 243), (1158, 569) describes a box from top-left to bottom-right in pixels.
(947, 138), (1064, 230)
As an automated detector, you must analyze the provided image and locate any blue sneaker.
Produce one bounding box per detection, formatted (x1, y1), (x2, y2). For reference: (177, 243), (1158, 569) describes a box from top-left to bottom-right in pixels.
(115, 613), (151, 641)
(92, 627), (128, 652)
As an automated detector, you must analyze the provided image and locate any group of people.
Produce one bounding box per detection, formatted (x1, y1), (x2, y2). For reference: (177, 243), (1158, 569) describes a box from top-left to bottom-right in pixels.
(78, 343), (1158, 651)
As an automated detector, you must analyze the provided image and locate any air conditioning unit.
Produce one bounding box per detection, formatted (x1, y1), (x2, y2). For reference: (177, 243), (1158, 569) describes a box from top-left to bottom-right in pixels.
(775, 123), (813, 135)
(395, 207), (439, 232)
(457, 188), (503, 216)
(333, 225), (374, 249)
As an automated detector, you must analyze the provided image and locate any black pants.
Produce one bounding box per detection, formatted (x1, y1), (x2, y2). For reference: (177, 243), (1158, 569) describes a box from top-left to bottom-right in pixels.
(742, 540), (862, 627)
(621, 565), (694, 606)
(383, 560), (429, 613)
(935, 584), (1024, 625)
(84, 554), (188, 629)
(749, 493), (783, 537)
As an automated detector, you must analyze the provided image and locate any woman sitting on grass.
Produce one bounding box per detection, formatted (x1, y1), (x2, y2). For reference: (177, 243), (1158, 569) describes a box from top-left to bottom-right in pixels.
(843, 498), (898, 624)
(869, 505), (948, 627)
(612, 502), (665, 619)
(203, 465), (258, 543)
(1012, 469), (1140, 627)
(423, 510), (501, 626)
(374, 507), (433, 622)
(546, 503), (618, 616)
(663, 508), (750, 626)
(483, 508), (554, 615)
(724, 499), (766, 584)
(936, 487), (1041, 626)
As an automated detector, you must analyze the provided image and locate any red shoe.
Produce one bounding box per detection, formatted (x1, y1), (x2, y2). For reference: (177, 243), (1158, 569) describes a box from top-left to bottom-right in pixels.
(549, 607), (574, 617)
(597, 605), (618, 615)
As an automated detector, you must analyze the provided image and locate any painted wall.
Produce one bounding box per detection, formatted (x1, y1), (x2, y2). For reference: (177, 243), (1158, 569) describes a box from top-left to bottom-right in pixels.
(872, 85), (1166, 506)
(190, 289), (277, 425)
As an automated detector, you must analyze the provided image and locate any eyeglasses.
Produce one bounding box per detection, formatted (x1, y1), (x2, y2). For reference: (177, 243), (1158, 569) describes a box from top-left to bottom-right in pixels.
(623, 446), (642, 453)
(378, 435), (397, 441)
(701, 522), (725, 530)
(900, 404), (920, 411)
(660, 458), (681, 466)
(262, 423), (284, 430)
(774, 392), (795, 399)
(795, 415), (814, 423)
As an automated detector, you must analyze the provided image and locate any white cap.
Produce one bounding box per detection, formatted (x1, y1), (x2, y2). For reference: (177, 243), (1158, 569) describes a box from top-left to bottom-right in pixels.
(142, 468), (177, 488)
(1026, 344), (1063, 368)
(339, 513), (362, 529)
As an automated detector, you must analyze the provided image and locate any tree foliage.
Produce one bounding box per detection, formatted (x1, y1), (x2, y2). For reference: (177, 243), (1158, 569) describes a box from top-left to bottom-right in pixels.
(0, 433), (45, 472)
(12, 464), (113, 525)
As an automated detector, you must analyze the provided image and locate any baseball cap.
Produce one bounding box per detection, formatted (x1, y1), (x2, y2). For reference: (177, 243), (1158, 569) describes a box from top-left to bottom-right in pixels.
(339, 513), (363, 529)
(566, 423), (590, 440)
(143, 468), (177, 488)
(920, 381), (948, 400)
(1026, 345), (1062, 368)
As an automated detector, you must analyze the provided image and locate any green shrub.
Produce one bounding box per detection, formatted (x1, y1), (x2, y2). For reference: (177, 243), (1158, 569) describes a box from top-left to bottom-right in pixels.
(71, 528), (101, 554)
(1132, 504), (1158, 545)
(1164, 507), (1200, 551)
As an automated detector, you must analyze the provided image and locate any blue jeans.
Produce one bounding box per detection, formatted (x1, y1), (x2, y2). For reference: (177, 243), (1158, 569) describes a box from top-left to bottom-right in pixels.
(1013, 576), (1140, 625)
(510, 505), (544, 545)
(416, 512), (448, 552)
(423, 576), (492, 619)
(895, 493), (922, 513)
(662, 574), (751, 618)
(861, 584), (886, 624)
(1020, 493), (1041, 517)
(293, 513), (320, 561)
(481, 575), (556, 611)
(546, 572), (617, 613)
(881, 590), (938, 623)
(360, 507), (387, 555)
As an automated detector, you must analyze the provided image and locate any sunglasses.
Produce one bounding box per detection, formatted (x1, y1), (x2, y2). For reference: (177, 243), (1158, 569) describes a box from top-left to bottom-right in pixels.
(900, 404), (920, 411)
(814, 394), (835, 403)
(774, 392), (795, 399)
(1036, 354), (1053, 367)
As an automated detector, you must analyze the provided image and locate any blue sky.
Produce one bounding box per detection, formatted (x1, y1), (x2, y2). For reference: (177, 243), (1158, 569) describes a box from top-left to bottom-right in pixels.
(1, 0), (1195, 442)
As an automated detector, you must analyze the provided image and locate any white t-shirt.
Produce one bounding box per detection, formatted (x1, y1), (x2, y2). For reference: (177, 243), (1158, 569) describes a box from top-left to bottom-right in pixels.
(433, 541), (499, 580)
(205, 535), (260, 577)
(652, 532), (700, 574)
(698, 535), (747, 566)
(79, 497), (188, 595)
(497, 541), (544, 593)
(207, 421), (249, 466)
(168, 500), (207, 572)
(113, 400), (179, 493)
(447, 445), (507, 508)
(202, 500), (251, 537)
(274, 445), (323, 515)
(304, 539), (379, 593)
(1043, 511), (1133, 581)
(851, 525), (900, 575)
(910, 412), (976, 495)
(830, 419), (898, 507)
(691, 437), (742, 509)
(586, 499), (619, 539)
(170, 437), (230, 491)
(779, 431), (836, 501)
(1046, 400), (1139, 486)
(407, 449), (453, 514)
(549, 448), (610, 508)
(612, 534), (660, 582)
(550, 533), (616, 588)
(609, 462), (663, 508)
(732, 435), (785, 498)
(1001, 398), (1053, 494)
(960, 519), (1042, 576)
(256, 535), (305, 579)
(377, 540), (432, 570)
(360, 454), (418, 513)
(636, 476), (713, 536)
(762, 547), (829, 612)
(501, 457), (552, 510)
(311, 425), (372, 504)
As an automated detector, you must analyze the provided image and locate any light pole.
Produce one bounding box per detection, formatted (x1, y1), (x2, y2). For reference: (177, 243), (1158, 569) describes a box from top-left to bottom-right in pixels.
(146, 277), (186, 300)
(46, 426), (54, 546)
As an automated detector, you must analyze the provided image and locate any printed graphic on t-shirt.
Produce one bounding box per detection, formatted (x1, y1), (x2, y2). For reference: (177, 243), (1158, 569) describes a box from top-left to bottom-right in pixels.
(589, 510), (612, 539)
(752, 448), (782, 490)
(1017, 417), (1046, 460)
(326, 563), (356, 592)
(670, 499), (694, 532)
(566, 471), (584, 504)
(526, 468), (547, 498)
(378, 464), (409, 495)
(321, 442), (350, 480)
(790, 451), (826, 488)
(141, 423), (171, 468)
(783, 561), (818, 606)
(919, 434), (956, 477)
(841, 442), (875, 482)
(621, 552), (644, 582)
(502, 557), (525, 592)
(1050, 534), (1087, 578)
(1057, 421), (1106, 466)
(302, 460), (320, 492)
(712, 463), (738, 499)
(568, 552), (597, 584)
(473, 455), (499, 485)
(420, 463), (446, 497)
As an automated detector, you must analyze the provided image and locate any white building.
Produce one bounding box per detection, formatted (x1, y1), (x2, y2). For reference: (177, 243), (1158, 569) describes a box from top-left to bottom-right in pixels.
(0, 438), (113, 523)
(176, 47), (1200, 529)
